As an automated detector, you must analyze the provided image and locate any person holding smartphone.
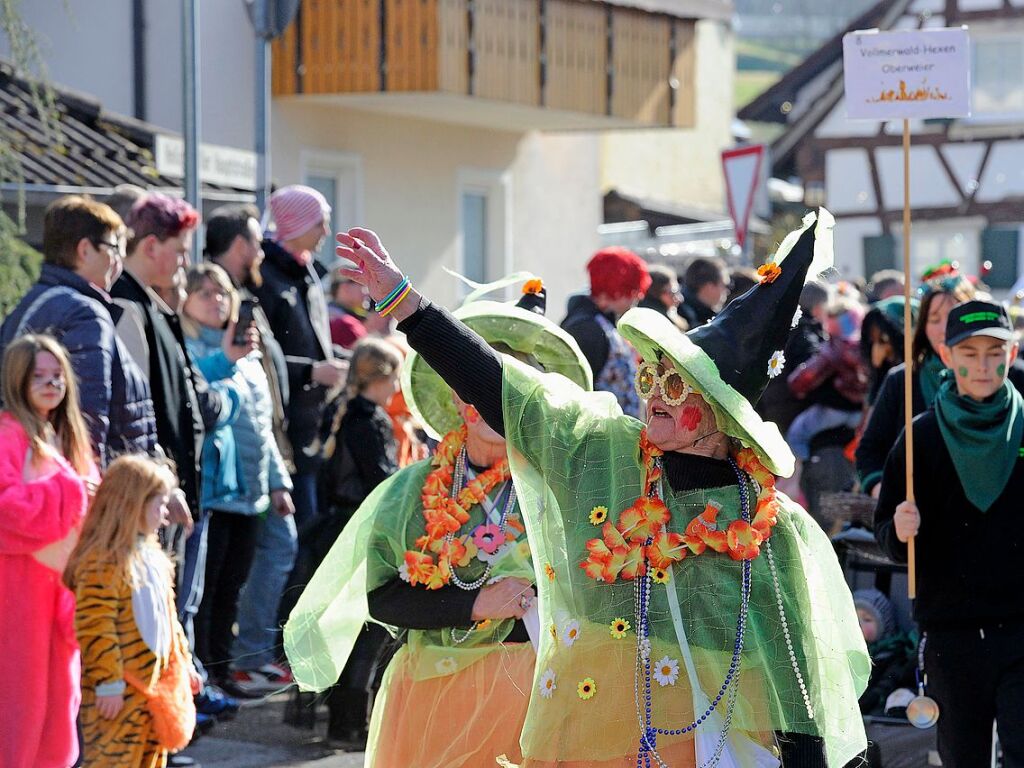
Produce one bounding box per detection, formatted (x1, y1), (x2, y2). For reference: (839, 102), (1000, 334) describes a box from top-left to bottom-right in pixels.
(180, 262), (295, 688)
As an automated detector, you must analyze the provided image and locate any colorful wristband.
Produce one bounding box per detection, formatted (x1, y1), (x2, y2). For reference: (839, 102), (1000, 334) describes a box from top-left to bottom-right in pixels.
(377, 277), (413, 317)
(378, 276), (409, 307)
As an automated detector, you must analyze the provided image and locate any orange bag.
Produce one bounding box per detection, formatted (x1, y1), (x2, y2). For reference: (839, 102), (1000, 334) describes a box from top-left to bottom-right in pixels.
(123, 643), (196, 752)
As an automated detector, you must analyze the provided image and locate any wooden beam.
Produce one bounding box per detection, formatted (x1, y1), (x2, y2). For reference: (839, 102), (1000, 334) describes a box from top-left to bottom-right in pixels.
(867, 147), (889, 235)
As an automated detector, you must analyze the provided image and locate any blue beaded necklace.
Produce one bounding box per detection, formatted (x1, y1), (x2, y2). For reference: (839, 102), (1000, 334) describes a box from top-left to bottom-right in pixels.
(632, 456), (753, 768)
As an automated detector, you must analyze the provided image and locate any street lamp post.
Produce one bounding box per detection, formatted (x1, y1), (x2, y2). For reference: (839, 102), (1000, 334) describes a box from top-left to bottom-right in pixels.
(245, 0), (301, 212)
(183, 0), (201, 261)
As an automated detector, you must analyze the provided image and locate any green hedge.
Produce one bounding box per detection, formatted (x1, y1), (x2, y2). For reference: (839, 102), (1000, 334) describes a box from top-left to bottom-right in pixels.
(0, 221), (42, 320)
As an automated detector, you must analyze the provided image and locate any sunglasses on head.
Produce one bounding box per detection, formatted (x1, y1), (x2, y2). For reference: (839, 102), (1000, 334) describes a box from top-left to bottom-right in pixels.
(634, 361), (693, 406)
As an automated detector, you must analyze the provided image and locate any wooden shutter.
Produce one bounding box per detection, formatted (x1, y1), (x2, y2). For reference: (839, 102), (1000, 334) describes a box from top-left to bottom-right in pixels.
(981, 227), (1020, 290)
(863, 234), (896, 279)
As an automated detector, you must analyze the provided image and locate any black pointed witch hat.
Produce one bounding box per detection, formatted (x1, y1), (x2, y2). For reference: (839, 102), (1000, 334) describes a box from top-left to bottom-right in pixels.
(619, 210), (834, 477)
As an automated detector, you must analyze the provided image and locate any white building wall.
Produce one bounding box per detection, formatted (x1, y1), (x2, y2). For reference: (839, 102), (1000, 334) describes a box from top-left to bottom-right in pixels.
(598, 18), (734, 214)
(1, 0), (134, 116)
(272, 101), (598, 312)
(831, 216), (883, 278)
(7, 0), (255, 152)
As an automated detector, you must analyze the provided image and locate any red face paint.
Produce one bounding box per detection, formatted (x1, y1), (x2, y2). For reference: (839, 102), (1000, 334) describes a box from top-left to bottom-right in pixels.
(679, 406), (701, 431)
(465, 406), (480, 425)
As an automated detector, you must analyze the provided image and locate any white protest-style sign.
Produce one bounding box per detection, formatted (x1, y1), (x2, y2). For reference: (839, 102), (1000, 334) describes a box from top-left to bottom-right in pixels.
(843, 27), (971, 120)
(721, 144), (765, 250)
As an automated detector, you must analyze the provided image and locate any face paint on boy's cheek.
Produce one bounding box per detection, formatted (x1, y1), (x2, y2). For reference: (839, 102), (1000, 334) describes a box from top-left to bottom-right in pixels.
(998, 363), (1007, 377)
(959, 367), (969, 377)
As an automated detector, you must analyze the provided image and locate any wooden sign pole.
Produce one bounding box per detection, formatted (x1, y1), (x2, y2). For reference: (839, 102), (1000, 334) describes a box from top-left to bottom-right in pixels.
(902, 117), (917, 600)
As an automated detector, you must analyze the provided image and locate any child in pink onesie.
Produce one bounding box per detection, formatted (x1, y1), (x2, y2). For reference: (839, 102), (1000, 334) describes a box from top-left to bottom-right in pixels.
(0, 334), (96, 768)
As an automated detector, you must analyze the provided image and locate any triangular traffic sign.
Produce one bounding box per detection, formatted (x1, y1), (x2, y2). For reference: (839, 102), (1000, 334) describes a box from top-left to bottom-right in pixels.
(721, 144), (765, 250)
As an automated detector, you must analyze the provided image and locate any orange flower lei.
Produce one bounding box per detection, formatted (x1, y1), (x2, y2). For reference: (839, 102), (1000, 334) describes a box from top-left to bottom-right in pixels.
(579, 430), (780, 584)
(404, 426), (513, 589)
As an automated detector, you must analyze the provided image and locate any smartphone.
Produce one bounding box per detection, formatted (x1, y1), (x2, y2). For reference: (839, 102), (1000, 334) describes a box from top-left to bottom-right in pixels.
(233, 297), (258, 346)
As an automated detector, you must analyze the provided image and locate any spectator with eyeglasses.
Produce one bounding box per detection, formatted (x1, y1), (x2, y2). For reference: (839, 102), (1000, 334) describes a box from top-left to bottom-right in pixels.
(0, 194), (157, 466)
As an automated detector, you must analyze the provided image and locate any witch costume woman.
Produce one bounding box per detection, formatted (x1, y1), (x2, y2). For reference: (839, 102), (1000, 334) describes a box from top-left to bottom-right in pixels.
(284, 278), (593, 767)
(296, 210), (869, 767)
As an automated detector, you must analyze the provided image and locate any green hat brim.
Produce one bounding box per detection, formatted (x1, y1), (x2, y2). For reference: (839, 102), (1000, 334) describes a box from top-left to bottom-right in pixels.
(618, 307), (796, 477)
(403, 300), (593, 440)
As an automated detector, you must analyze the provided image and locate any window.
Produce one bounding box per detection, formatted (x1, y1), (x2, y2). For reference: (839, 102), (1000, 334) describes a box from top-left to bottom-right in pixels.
(300, 151), (363, 267)
(456, 169), (510, 295)
(461, 191), (489, 284)
(891, 220), (983, 279)
(972, 35), (1024, 118)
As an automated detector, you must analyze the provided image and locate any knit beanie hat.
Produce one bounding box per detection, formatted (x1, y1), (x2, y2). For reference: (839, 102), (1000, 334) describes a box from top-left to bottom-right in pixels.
(587, 247), (652, 300)
(853, 588), (897, 642)
(270, 185), (331, 242)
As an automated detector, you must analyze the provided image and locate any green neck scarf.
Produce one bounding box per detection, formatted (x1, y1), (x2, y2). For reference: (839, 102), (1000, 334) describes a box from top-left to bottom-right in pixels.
(933, 378), (1024, 512)
(918, 353), (947, 404)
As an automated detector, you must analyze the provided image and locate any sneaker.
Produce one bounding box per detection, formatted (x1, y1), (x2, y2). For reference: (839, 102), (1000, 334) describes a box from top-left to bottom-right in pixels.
(195, 684), (240, 719)
(226, 663), (294, 695)
(196, 712), (216, 735)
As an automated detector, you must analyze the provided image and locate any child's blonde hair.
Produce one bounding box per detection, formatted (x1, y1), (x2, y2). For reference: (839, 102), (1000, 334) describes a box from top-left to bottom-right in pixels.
(65, 455), (176, 588)
(1, 334), (93, 476)
(321, 337), (403, 459)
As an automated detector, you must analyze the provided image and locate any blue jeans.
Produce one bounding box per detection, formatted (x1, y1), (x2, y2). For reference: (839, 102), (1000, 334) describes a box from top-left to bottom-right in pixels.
(231, 509), (298, 671)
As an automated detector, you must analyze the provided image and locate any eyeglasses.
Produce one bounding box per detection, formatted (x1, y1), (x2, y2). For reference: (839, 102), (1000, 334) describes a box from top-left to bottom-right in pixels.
(634, 361), (694, 406)
(194, 288), (227, 302)
(92, 238), (123, 255)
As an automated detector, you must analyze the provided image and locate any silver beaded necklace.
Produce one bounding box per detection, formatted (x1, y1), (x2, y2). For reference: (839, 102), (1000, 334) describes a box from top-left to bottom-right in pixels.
(446, 446), (518, 644)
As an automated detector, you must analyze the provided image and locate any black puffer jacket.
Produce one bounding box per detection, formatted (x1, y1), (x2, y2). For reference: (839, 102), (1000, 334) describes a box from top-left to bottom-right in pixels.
(254, 239), (335, 473)
(561, 293), (611, 380)
(0, 264), (158, 467)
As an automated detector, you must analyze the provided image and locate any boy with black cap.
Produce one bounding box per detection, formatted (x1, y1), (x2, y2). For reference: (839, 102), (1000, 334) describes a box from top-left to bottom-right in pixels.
(875, 299), (1024, 765)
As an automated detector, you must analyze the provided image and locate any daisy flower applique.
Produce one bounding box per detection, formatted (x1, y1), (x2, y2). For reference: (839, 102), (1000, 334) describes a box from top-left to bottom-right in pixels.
(653, 656), (680, 687)
(539, 668), (557, 699)
(435, 657), (458, 675)
(561, 620), (581, 647)
(767, 350), (786, 379)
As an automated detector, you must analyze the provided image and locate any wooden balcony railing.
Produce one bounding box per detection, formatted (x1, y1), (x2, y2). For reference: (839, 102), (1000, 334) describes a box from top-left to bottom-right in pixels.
(272, 0), (697, 128)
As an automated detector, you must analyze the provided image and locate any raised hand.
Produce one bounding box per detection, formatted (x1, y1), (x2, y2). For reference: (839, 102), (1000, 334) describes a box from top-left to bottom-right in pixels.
(336, 228), (422, 322)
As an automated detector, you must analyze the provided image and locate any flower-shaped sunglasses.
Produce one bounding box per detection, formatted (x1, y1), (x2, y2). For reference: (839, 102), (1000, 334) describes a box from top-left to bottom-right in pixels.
(634, 361), (693, 406)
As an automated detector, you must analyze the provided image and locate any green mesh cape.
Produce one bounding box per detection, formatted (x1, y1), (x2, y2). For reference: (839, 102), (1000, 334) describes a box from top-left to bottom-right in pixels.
(501, 359), (869, 766)
(284, 459), (535, 692)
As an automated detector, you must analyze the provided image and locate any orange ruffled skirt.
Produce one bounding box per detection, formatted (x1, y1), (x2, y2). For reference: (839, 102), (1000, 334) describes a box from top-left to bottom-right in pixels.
(367, 641), (535, 768)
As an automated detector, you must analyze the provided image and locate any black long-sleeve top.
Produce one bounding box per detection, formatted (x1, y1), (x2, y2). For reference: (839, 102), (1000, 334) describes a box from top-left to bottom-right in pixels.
(874, 410), (1024, 630)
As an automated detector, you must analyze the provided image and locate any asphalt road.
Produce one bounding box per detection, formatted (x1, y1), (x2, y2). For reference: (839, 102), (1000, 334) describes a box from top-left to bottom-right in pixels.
(179, 691), (365, 768)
